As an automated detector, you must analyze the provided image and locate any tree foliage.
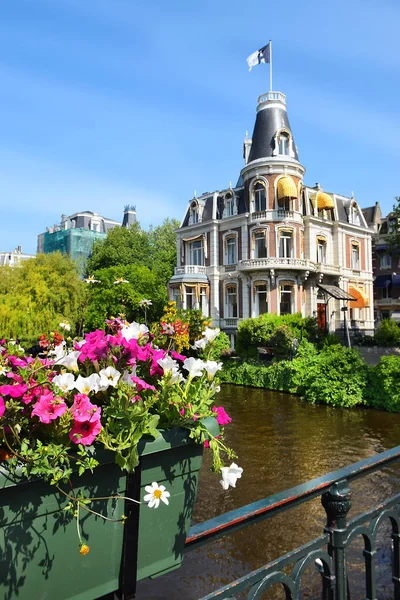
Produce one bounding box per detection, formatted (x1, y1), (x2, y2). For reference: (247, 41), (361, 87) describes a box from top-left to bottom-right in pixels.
(0, 253), (84, 346)
(85, 219), (180, 325)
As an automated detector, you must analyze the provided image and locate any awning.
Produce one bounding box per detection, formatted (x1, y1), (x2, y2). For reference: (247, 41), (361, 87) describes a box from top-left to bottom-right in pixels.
(348, 286), (369, 308)
(277, 177), (297, 199)
(374, 274), (392, 288)
(318, 284), (356, 301)
(375, 244), (388, 251)
(393, 275), (400, 287)
(311, 191), (335, 210)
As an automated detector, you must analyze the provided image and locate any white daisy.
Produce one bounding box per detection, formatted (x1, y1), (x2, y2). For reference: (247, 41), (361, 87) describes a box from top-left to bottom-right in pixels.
(143, 482), (171, 509)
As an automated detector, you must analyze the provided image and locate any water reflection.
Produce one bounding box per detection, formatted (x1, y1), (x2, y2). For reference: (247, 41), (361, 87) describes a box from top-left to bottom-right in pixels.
(136, 386), (400, 599)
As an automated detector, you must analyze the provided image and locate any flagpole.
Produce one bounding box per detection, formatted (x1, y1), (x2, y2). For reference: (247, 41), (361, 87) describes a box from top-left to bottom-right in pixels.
(269, 39), (273, 91)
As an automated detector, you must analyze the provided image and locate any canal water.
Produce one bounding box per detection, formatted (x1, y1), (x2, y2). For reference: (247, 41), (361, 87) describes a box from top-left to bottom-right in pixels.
(136, 385), (400, 599)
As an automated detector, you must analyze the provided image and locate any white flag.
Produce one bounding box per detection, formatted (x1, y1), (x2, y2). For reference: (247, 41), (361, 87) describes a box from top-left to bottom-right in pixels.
(246, 43), (271, 72)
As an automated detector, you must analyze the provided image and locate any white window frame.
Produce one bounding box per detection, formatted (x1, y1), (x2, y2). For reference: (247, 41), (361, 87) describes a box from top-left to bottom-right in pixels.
(226, 285), (238, 318)
(279, 232), (293, 259)
(317, 239), (327, 264)
(351, 243), (360, 270)
(253, 282), (269, 317)
(278, 133), (290, 156)
(189, 202), (199, 225)
(189, 240), (204, 265)
(252, 182), (267, 212)
(279, 284), (294, 315)
(185, 286), (196, 310)
(254, 231), (268, 259)
(171, 287), (182, 309)
(226, 237), (237, 265)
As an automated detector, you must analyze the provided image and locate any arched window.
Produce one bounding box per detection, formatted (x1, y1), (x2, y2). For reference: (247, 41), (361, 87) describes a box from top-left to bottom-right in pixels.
(253, 182), (267, 212)
(278, 133), (290, 155)
(189, 202), (199, 224)
(225, 236), (237, 265)
(349, 203), (360, 226)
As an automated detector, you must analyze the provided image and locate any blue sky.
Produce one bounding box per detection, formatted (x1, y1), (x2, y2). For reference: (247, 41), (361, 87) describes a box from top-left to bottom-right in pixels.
(1, 0), (399, 255)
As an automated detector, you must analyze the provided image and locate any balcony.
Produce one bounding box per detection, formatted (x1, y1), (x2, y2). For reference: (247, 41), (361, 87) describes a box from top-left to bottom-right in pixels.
(224, 264), (237, 272)
(250, 210), (302, 224)
(314, 262), (341, 275)
(221, 318), (239, 328)
(375, 298), (400, 306)
(174, 265), (207, 275)
(238, 257), (313, 271)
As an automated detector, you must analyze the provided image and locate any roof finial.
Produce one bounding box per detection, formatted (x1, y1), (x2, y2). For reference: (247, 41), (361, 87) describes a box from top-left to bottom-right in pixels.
(229, 181), (232, 189)
(194, 190), (197, 198)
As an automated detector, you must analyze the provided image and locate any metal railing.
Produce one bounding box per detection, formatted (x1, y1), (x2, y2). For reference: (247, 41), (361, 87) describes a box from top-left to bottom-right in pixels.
(185, 445), (400, 600)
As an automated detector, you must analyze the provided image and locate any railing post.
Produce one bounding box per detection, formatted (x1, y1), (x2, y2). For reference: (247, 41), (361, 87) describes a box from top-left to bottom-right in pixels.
(322, 479), (352, 600)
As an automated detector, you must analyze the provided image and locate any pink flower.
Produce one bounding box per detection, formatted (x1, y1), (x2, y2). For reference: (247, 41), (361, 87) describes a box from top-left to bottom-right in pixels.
(212, 406), (232, 426)
(31, 391), (67, 424)
(7, 356), (29, 368)
(0, 383), (29, 398)
(131, 395), (141, 403)
(180, 408), (185, 416)
(204, 434), (220, 449)
(69, 418), (102, 445)
(131, 376), (156, 393)
(70, 394), (101, 422)
(0, 397), (5, 417)
(78, 330), (110, 362)
(170, 351), (187, 362)
(150, 348), (166, 376)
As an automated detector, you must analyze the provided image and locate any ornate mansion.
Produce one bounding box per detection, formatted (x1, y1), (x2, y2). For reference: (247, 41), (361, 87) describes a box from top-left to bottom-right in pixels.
(168, 90), (374, 343)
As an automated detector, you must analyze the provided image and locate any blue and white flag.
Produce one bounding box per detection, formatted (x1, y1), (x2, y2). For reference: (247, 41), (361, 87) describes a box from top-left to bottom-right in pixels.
(246, 43), (271, 71)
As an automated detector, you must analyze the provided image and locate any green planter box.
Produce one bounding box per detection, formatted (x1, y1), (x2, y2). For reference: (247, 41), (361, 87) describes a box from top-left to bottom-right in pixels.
(0, 417), (218, 600)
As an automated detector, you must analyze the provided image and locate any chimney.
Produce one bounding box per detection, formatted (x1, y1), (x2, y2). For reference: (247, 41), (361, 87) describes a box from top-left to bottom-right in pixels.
(122, 205), (137, 228)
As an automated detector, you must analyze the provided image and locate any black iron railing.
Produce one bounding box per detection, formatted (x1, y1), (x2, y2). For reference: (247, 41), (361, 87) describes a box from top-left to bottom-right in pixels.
(185, 446), (400, 600)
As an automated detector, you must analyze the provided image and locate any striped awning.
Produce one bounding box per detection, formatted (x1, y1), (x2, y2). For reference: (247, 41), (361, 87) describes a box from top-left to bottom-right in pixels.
(277, 177), (297, 199)
(315, 191), (334, 210)
(349, 286), (369, 308)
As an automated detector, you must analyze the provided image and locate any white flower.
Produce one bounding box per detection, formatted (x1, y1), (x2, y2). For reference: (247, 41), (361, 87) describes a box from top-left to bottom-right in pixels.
(220, 463), (243, 490)
(161, 323), (175, 335)
(157, 356), (178, 375)
(113, 278), (129, 285)
(139, 299), (152, 308)
(62, 351), (81, 372)
(203, 327), (220, 344)
(99, 367), (121, 390)
(84, 276), (100, 283)
(121, 322), (149, 341)
(170, 368), (184, 385)
(58, 321), (71, 332)
(0, 365), (10, 376)
(143, 482), (170, 509)
(121, 367), (137, 385)
(75, 374), (101, 395)
(203, 360), (223, 381)
(192, 338), (207, 351)
(183, 357), (205, 378)
(52, 373), (75, 392)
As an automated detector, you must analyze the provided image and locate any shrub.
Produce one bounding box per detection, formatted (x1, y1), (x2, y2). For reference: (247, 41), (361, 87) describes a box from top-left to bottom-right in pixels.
(365, 356), (400, 411)
(235, 313), (318, 359)
(374, 319), (400, 347)
(268, 325), (295, 359)
(295, 345), (368, 407)
(206, 331), (231, 361)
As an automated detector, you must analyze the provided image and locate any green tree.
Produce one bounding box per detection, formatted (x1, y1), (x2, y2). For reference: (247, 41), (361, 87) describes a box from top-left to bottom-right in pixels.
(0, 253), (84, 346)
(83, 265), (164, 331)
(85, 218), (180, 322)
(86, 222), (151, 272)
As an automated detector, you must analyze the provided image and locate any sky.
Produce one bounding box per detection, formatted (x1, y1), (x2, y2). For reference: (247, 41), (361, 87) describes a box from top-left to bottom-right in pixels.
(1, 0), (399, 255)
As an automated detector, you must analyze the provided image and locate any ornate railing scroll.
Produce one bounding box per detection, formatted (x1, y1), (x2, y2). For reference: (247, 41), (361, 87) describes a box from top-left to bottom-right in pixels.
(185, 445), (400, 600)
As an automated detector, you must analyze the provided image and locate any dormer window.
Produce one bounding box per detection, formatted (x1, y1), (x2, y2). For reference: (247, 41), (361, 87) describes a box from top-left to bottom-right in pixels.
(253, 181), (267, 212)
(189, 202), (199, 224)
(279, 133), (290, 155)
(349, 203), (360, 226)
(225, 192), (235, 217)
